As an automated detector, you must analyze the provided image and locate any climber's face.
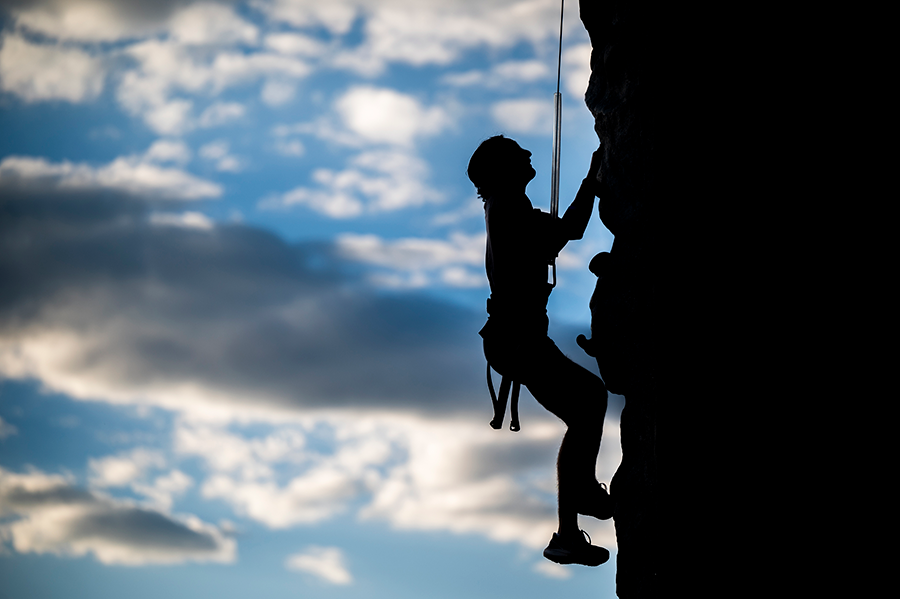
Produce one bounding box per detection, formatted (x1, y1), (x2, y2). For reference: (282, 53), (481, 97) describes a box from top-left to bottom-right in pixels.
(504, 141), (536, 188)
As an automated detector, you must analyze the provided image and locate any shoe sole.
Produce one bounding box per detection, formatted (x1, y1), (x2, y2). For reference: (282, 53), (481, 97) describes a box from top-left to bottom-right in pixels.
(543, 548), (609, 567)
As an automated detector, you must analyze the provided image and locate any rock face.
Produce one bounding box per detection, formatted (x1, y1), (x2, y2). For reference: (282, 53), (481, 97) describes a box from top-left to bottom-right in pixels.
(578, 2), (732, 596)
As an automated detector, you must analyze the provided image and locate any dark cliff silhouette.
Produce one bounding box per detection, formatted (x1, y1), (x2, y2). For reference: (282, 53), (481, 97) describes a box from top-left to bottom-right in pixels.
(578, 1), (749, 597)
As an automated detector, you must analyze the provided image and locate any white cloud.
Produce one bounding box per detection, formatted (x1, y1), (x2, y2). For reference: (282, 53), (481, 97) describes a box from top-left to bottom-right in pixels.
(199, 140), (244, 172)
(175, 424), (307, 480)
(357, 416), (620, 552)
(0, 151), (222, 200)
(532, 559), (572, 579)
(324, 0), (563, 74)
(335, 86), (451, 147)
(169, 3), (259, 46)
(336, 232), (486, 288)
(131, 470), (194, 511)
(178, 421), (387, 528)
(198, 101), (246, 128)
(263, 149), (442, 218)
(117, 39), (309, 134)
(89, 448), (166, 488)
(440, 266), (486, 288)
(337, 232), (483, 270)
(149, 211), (215, 230)
(201, 467), (359, 527)
(253, 0), (358, 34)
(167, 410), (618, 556)
(285, 546), (353, 585)
(143, 99), (194, 136)
(199, 140), (230, 160)
(0, 33), (105, 103)
(442, 59), (550, 88)
(0, 467), (235, 566)
(563, 43), (592, 98)
(263, 32), (327, 56)
(260, 79), (296, 106)
(490, 98), (554, 136)
(144, 139), (192, 165)
(88, 448), (193, 510)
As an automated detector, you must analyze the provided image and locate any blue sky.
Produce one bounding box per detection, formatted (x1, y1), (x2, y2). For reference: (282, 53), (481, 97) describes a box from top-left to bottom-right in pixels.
(0, 1), (622, 597)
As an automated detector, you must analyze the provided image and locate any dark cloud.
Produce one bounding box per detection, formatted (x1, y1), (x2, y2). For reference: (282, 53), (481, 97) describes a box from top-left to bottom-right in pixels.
(0, 0), (209, 20)
(70, 507), (221, 552)
(0, 188), (498, 416)
(0, 467), (234, 564)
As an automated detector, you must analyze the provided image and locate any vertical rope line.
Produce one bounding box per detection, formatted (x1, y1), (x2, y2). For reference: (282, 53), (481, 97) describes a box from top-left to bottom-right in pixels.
(549, 0), (565, 288)
(556, 0), (565, 95)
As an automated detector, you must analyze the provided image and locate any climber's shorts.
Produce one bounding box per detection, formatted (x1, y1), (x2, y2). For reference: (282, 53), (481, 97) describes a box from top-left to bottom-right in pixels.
(481, 325), (607, 427)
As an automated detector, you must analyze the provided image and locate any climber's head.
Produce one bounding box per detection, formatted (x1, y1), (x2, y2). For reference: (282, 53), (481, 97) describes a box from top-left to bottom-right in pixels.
(467, 135), (535, 200)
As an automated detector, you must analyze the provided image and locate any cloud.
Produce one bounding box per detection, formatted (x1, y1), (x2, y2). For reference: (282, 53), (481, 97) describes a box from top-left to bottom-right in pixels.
(173, 419), (358, 526)
(336, 232), (486, 288)
(202, 467), (360, 527)
(116, 38), (309, 134)
(197, 101), (246, 128)
(490, 98), (554, 136)
(0, 149), (222, 200)
(89, 448), (167, 488)
(0, 467), (235, 565)
(285, 546), (353, 585)
(0, 189), (487, 419)
(199, 140), (243, 172)
(167, 410), (619, 552)
(150, 211), (215, 229)
(532, 559), (572, 579)
(335, 86), (451, 147)
(320, 0), (562, 74)
(563, 43), (592, 98)
(168, 2), (259, 46)
(263, 149), (443, 217)
(358, 415), (620, 551)
(0, 176), (619, 555)
(144, 139), (192, 165)
(0, 33), (105, 102)
(442, 59), (550, 88)
(260, 79), (296, 106)
(263, 32), (327, 57)
(87, 448), (193, 510)
(132, 469), (193, 510)
(254, 0), (358, 35)
(4, 0), (189, 42)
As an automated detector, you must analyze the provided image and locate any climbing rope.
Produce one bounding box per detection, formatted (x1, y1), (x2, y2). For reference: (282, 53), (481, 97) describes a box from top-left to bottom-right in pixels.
(549, 0), (564, 288)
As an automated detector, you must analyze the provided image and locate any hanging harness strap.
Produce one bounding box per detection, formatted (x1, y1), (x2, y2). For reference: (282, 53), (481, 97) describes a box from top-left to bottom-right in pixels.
(487, 362), (521, 432)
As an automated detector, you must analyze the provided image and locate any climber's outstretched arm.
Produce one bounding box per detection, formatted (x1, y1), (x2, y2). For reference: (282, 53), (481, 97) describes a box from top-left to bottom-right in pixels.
(560, 148), (602, 241)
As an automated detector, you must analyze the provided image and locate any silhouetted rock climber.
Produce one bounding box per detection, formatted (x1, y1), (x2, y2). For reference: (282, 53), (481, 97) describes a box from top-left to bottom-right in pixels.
(467, 135), (612, 567)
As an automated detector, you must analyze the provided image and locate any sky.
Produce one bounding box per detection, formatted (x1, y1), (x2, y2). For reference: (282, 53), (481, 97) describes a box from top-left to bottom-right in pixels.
(0, 1), (624, 597)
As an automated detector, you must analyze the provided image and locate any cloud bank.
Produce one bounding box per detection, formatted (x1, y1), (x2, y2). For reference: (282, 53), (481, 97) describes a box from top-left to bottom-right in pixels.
(0, 467), (234, 565)
(0, 186), (488, 419)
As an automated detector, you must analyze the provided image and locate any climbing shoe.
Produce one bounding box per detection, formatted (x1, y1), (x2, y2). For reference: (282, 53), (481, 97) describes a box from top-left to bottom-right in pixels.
(579, 482), (614, 520)
(542, 530), (609, 567)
